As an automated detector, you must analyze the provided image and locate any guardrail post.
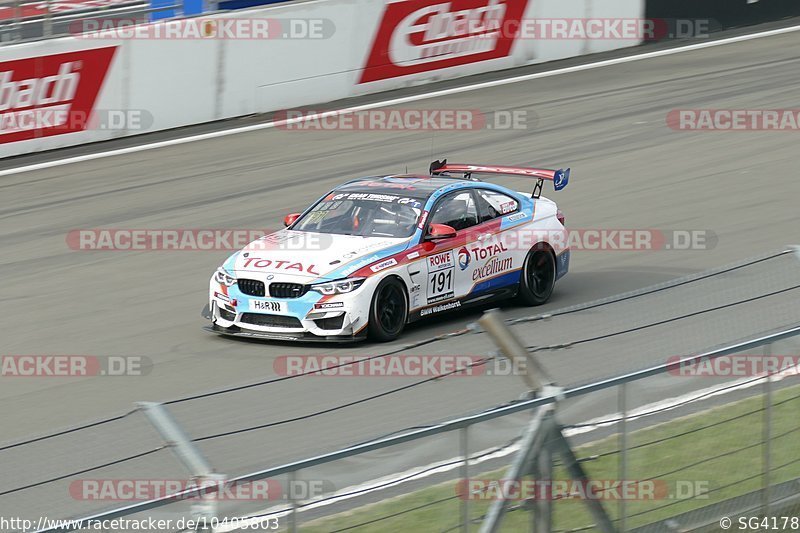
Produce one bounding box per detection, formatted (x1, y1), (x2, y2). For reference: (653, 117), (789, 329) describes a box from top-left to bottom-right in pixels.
(532, 434), (553, 533)
(138, 402), (221, 531)
(288, 469), (298, 533)
(762, 342), (773, 517)
(43, 0), (53, 37)
(618, 383), (628, 532)
(460, 426), (470, 533)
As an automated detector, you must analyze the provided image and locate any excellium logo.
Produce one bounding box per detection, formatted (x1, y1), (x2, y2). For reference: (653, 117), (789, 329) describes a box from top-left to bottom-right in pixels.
(0, 46), (117, 144)
(359, 0), (528, 83)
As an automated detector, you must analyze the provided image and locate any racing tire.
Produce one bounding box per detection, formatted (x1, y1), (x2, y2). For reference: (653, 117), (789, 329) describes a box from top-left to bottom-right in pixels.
(518, 245), (556, 306)
(368, 277), (408, 342)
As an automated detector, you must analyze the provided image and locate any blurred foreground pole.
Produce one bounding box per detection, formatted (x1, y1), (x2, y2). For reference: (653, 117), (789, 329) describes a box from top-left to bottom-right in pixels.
(139, 401), (222, 531)
(477, 310), (615, 533)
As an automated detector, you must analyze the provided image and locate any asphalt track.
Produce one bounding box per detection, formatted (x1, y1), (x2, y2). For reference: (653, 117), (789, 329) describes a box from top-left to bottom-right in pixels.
(2, 25), (800, 524)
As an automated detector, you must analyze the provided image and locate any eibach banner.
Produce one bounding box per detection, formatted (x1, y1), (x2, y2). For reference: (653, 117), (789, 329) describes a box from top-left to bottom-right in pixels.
(360, 0), (528, 83)
(0, 46), (117, 144)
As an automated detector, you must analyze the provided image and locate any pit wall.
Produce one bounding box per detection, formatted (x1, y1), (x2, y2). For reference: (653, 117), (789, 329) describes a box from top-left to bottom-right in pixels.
(1, 0), (645, 157)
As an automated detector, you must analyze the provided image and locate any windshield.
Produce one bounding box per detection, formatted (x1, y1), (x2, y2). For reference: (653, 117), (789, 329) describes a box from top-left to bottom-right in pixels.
(293, 191), (425, 238)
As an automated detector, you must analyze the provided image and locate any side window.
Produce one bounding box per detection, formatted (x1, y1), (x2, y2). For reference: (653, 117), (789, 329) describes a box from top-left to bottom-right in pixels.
(475, 189), (519, 223)
(430, 191), (479, 231)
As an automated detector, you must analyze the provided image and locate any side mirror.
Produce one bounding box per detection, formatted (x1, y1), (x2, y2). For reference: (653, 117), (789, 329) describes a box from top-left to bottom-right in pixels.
(284, 213), (301, 227)
(427, 223), (457, 240)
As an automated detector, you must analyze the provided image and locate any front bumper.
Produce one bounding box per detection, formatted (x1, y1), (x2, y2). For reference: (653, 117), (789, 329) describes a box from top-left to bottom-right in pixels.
(203, 323), (365, 343)
(208, 276), (372, 341)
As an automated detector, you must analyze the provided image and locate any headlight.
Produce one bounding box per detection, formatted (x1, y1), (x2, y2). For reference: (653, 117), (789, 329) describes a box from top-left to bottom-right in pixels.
(310, 277), (365, 295)
(214, 267), (237, 287)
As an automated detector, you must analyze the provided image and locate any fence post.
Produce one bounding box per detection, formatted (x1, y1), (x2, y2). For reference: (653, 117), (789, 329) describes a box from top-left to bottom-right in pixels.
(288, 470), (298, 533)
(461, 426), (470, 533)
(44, 0), (53, 37)
(762, 342), (773, 517)
(618, 383), (628, 532)
(137, 402), (220, 531)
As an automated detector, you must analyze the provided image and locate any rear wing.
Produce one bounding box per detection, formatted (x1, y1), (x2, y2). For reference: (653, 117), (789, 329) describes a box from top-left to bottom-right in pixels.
(429, 160), (570, 198)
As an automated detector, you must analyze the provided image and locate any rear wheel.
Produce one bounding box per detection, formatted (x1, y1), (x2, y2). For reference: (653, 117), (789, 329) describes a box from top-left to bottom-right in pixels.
(518, 246), (556, 306)
(368, 277), (408, 341)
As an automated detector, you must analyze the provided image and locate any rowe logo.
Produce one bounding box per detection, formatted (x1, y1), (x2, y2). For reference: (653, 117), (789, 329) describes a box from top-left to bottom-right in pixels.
(359, 0), (528, 84)
(0, 46), (117, 144)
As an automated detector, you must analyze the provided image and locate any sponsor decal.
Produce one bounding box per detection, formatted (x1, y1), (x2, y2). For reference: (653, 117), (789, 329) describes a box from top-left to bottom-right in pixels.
(241, 257), (320, 275)
(331, 192), (421, 206)
(420, 300), (461, 316)
(505, 212), (527, 222)
(406, 251), (420, 260)
(469, 242), (508, 260)
(249, 300), (284, 312)
(213, 291), (230, 302)
(0, 47), (117, 144)
(314, 301), (344, 310)
(428, 250), (454, 271)
(370, 258), (398, 272)
(499, 200), (517, 214)
(472, 256), (513, 281)
(427, 250), (455, 303)
(457, 246), (471, 270)
(360, 0), (528, 83)
(417, 210), (429, 229)
(341, 254), (380, 276)
(427, 291), (454, 305)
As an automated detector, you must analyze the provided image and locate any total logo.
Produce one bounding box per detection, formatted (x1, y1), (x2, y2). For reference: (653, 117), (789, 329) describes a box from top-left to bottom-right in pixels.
(242, 257), (320, 275)
(469, 242), (508, 260)
(457, 247), (471, 270)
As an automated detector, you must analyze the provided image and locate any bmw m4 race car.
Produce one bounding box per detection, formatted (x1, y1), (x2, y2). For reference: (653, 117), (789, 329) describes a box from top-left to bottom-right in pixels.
(207, 160), (571, 342)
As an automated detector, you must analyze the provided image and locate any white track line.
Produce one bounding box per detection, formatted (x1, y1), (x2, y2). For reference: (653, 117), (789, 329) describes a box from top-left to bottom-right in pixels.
(3, 23), (800, 178)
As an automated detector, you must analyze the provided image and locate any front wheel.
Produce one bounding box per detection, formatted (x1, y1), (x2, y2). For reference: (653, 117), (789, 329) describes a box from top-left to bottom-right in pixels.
(368, 277), (408, 341)
(518, 246), (556, 306)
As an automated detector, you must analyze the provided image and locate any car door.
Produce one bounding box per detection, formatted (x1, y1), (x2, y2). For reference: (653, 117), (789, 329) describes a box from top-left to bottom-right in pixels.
(422, 190), (481, 305)
(469, 188), (523, 292)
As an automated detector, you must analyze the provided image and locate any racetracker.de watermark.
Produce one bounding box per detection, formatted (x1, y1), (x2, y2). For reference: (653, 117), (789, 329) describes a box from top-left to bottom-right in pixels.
(461, 229), (717, 252)
(66, 229), (717, 252)
(667, 109), (800, 131)
(0, 109), (153, 134)
(72, 17), (334, 39)
(456, 479), (709, 500)
(405, 17), (713, 41)
(505, 18), (713, 40)
(69, 478), (331, 501)
(667, 355), (800, 377)
(273, 354), (536, 377)
(0, 356), (151, 377)
(275, 108), (536, 131)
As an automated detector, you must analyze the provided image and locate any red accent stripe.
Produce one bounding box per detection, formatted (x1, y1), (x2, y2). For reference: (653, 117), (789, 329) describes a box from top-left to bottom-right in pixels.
(438, 164), (558, 181)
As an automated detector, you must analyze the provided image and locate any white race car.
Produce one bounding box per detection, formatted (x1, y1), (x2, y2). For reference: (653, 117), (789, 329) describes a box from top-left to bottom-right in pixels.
(207, 161), (570, 342)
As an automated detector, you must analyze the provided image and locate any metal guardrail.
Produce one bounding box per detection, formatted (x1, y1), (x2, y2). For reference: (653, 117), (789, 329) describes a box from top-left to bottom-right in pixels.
(32, 321), (800, 532)
(24, 248), (800, 531)
(0, 0), (184, 44)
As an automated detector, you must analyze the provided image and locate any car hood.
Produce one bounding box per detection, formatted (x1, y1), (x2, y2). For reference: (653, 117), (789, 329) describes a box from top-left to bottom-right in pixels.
(228, 230), (412, 282)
